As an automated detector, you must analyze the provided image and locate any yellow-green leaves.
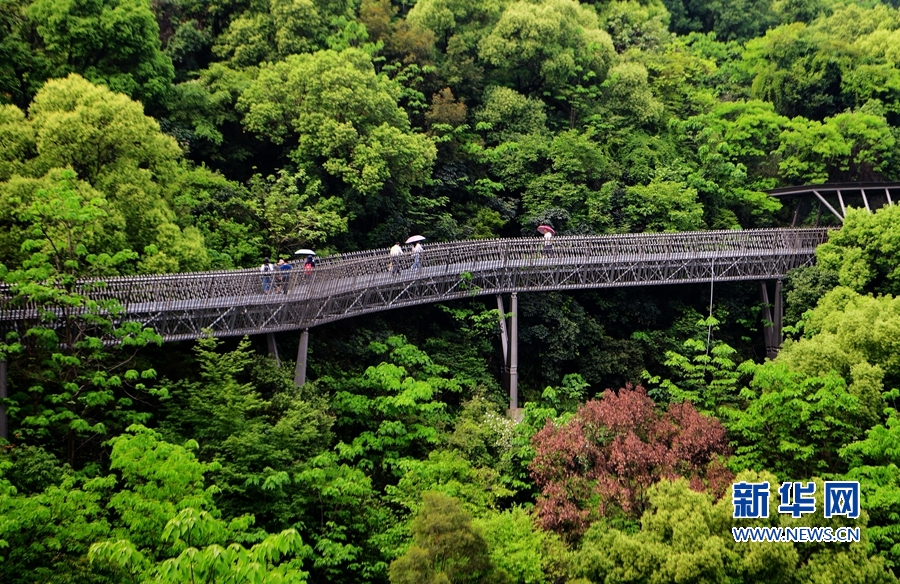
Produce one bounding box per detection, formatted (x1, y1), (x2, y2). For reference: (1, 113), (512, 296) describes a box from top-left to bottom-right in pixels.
(816, 205), (900, 296)
(479, 0), (615, 93)
(0, 75), (214, 273)
(239, 49), (436, 233)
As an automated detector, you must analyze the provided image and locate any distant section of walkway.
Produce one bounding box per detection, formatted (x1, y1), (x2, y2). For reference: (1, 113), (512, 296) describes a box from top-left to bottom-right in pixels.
(0, 228), (830, 341)
(768, 182), (899, 223)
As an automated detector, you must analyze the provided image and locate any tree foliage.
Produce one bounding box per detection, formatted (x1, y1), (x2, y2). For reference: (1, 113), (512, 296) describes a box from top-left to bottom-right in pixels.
(530, 385), (731, 538)
(3, 0), (900, 581)
(576, 473), (894, 584)
(389, 491), (502, 584)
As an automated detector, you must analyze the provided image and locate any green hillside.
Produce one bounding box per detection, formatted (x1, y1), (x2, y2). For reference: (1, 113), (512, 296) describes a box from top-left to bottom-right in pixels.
(3, 0), (900, 582)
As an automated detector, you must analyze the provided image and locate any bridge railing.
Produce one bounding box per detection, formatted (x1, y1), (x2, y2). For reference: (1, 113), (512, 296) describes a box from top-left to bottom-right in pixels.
(0, 228), (831, 312)
(309, 228), (829, 280)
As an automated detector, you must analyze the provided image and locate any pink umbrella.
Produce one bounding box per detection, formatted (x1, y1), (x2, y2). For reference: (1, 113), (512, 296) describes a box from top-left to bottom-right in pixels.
(537, 225), (555, 235)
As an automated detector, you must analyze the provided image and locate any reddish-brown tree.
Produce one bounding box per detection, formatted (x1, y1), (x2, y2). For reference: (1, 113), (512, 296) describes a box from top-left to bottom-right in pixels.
(529, 385), (732, 538)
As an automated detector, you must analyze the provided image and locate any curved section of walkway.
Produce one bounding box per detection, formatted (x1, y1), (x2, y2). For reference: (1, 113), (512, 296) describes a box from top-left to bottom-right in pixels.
(768, 182), (899, 223)
(0, 228), (829, 341)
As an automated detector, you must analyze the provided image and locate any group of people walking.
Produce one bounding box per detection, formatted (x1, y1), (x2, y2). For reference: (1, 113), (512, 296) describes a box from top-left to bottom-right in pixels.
(260, 255), (315, 293)
(389, 241), (423, 275)
(260, 226), (554, 292)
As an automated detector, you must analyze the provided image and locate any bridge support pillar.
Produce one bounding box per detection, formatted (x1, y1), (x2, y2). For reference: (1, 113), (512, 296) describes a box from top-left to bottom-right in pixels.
(497, 295), (509, 369)
(0, 359), (7, 441)
(267, 333), (281, 367)
(497, 295), (509, 396)
(294, 329), (309, 386)
(760, 280), (784, 359)
(509, 293), (519, 416)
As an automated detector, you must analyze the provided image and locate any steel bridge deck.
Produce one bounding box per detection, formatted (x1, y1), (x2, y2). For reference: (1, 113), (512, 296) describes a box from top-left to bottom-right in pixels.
(0, 228), (830, 341)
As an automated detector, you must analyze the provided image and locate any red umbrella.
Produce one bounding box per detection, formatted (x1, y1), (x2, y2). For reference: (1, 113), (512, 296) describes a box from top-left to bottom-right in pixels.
(537, 225), (555, 235)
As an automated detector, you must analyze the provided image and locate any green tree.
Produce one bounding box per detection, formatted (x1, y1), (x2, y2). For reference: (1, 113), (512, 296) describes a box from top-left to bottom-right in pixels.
(239, 49), (436, 246)
(596, 61), (665, 128)
(2, 425), (311, 583)
(474, 86), (548, 145)
(0, 0), (44, 108)
(841, 410), (900, 574)
(406, 0), (507, 50)
(777, 111), (897, 184)
(389, 491), (502, 584)
(662, 0), (781, 41)
(212, 0), (325, 67)
(386, 449), (514, 514)
(1, 170), (164, 466)
(777, 286), (900, 417)
(28, 0), (174, 109)
(815, 205), (900, 296)
(165, 63), (259, 174)
(248, 168), (349, 258)
(741, 21), (849, 120)
(0, 75), (213, 272)
(598, 0), (670, 54)
(643, 336), (743, 414)
(91, 508), (310, 583)
(678, 100), (790, 190)
(160, 335), (333, 530)
(617, 178), (706, 232)
(783, 265), (839, 326)
(475, 506), (572, 584)
(723, 361), (865, 478)
(91, 426), (311, 582)
(576, 474), (895, 584)
(0, 468), (117, 584)
(322, 335), (458, 479)
(479, 0), (615, 97)
(292, 450), (394, 582)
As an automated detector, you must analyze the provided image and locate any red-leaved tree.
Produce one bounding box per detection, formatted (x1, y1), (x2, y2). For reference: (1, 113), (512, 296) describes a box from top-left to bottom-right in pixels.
(529, 385), (732, 538)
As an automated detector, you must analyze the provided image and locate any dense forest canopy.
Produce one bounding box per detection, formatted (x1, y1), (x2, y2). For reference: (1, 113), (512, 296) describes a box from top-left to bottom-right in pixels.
(3, 0), (900, 582)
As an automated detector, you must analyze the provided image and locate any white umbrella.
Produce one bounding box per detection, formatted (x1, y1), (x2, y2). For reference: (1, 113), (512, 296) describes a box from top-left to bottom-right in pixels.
(294, 249), (316, 256)
(405, 235), (426, 244)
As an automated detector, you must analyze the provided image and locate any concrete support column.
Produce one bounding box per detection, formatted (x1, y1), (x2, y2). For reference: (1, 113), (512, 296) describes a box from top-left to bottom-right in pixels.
(0, 359), (7, 441)
(294, 329), (309, 386)
(267, 333), (280, 367)
(509, 292), (518, 413)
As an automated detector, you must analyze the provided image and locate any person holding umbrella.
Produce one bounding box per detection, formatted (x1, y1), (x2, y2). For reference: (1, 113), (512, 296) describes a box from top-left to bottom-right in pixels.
(406, 235), (426, 271)
(294, 248), (317, 278)
(538, 225), (555, 257)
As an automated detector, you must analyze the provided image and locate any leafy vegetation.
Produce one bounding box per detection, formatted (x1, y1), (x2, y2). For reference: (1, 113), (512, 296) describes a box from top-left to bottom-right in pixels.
(3, 0), (900, 582)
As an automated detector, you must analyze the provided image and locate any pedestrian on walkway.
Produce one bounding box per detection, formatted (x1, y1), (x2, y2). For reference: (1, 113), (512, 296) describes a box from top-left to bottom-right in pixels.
(260, 257), (274, 292)
(411, 241), (423, 271)
(389, 242), (403, 275)
(276, 258), (292, 293)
